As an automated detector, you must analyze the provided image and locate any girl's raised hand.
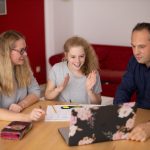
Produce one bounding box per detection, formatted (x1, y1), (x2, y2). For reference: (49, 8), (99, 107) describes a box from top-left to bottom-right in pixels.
(86, 71), (97, 91)
(56, 73), (70, 92)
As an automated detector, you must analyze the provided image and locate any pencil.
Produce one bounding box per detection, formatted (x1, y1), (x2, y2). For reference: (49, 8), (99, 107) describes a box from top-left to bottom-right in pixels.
(52, 105), (57, 113)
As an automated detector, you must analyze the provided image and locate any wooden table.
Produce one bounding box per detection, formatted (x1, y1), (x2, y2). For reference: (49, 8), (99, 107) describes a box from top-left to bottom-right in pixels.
(0, 100), (150, 150)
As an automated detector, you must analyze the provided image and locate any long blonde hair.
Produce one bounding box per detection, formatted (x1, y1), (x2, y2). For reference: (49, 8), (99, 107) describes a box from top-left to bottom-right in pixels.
(64, 36), (99, 75)
(0, 30), (32, 96)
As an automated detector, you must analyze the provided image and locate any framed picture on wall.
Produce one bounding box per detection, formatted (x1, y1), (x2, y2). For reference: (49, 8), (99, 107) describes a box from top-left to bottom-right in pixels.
(0, 0), (7, 15)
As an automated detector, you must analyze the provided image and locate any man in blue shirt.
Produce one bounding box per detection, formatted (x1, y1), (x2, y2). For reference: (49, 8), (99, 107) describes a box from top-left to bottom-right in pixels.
(114, 22), (150, 142)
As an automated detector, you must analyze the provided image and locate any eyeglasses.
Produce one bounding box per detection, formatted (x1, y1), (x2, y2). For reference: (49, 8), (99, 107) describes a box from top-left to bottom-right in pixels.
(11, 48), (27, 55)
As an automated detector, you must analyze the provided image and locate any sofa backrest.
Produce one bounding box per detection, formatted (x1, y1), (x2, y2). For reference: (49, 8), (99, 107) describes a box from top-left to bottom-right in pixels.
(49, 44), (133, 71)
(49, 53), (64, 66)
(92, 44), (133, 71)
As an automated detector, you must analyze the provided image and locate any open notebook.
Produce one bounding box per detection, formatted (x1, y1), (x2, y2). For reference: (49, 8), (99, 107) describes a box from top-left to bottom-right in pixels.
(58, 102), (137, 146)
(45, 105), (82, 121)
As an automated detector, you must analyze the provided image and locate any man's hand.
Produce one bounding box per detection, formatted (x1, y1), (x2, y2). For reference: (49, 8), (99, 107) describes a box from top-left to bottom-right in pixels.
(128, 122), (150, 142)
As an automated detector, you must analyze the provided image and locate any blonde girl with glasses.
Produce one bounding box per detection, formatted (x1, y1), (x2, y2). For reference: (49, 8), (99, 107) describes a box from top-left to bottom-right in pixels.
(0, 30), (45, 121)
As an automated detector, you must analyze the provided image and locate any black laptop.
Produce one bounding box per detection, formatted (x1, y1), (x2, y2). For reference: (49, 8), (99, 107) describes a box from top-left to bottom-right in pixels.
(58, 102), (137, 146)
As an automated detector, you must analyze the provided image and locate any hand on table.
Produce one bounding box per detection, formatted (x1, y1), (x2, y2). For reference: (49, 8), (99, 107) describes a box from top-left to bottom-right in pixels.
(29, 108), (45, 121)
(9, 103), (23, 113)
(128, 122), (150, 142)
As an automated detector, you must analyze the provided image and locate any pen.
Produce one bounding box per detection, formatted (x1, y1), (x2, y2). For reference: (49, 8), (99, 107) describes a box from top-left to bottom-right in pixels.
(52, 105), (57, 113)
(61, 106), (82, 109)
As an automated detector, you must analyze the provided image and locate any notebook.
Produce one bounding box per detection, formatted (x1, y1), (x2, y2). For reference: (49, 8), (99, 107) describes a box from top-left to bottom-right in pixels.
(58, 102), (137, 146)
(0, 121), (32, 140)
(45, 105), (82, 121)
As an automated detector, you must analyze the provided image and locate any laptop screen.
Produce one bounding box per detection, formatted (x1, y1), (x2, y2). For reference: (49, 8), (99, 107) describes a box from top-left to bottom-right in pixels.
(67, 102), (137, 146)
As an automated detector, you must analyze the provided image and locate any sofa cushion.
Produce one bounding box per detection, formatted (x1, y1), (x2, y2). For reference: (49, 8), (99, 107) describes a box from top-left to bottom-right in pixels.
(101, 83), (119, 97)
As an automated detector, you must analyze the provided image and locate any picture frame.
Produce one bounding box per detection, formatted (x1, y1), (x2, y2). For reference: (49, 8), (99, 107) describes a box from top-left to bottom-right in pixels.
(0, 0), (7, 15)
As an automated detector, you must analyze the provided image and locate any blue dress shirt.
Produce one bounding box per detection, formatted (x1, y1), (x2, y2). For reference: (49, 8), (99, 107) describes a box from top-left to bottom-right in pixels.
(114, 56), (150, 109)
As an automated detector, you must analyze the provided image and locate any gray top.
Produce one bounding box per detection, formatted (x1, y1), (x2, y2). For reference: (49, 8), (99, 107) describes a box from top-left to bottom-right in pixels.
(0, 75), (40, 108)
(48, 61), (102, 104)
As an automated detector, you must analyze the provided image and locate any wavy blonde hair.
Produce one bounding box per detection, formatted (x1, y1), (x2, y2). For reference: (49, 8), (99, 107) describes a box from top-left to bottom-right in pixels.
(64, 36), (99, 75)
(0, 30), (32, 96)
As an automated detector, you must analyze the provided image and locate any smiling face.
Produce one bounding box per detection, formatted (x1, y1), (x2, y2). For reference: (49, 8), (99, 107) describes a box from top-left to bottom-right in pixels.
(65, 46), (86, 73)
(131, 29), (150, 67)
(10, 38), (27, 65)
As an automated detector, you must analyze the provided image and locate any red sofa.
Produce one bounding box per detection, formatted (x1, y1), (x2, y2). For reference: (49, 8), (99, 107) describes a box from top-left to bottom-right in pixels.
(49, 44), (133, 97)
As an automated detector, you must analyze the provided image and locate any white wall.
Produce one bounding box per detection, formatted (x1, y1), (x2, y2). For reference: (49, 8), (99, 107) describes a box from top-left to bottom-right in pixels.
(53, 0), (74, 53)
(44, 0), (150, 79)
(44, 0), (54, 78)
(44, 0), (73, 78)
(73, 0), (150, 46)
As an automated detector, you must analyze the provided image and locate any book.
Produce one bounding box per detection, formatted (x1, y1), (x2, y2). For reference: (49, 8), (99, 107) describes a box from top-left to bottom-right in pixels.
(0, 121), (32, 140)
(45, 105), (82, 121)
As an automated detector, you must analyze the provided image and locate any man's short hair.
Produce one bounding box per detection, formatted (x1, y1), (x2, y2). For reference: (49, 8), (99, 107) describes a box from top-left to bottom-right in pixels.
(132, 22), (150, 33)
